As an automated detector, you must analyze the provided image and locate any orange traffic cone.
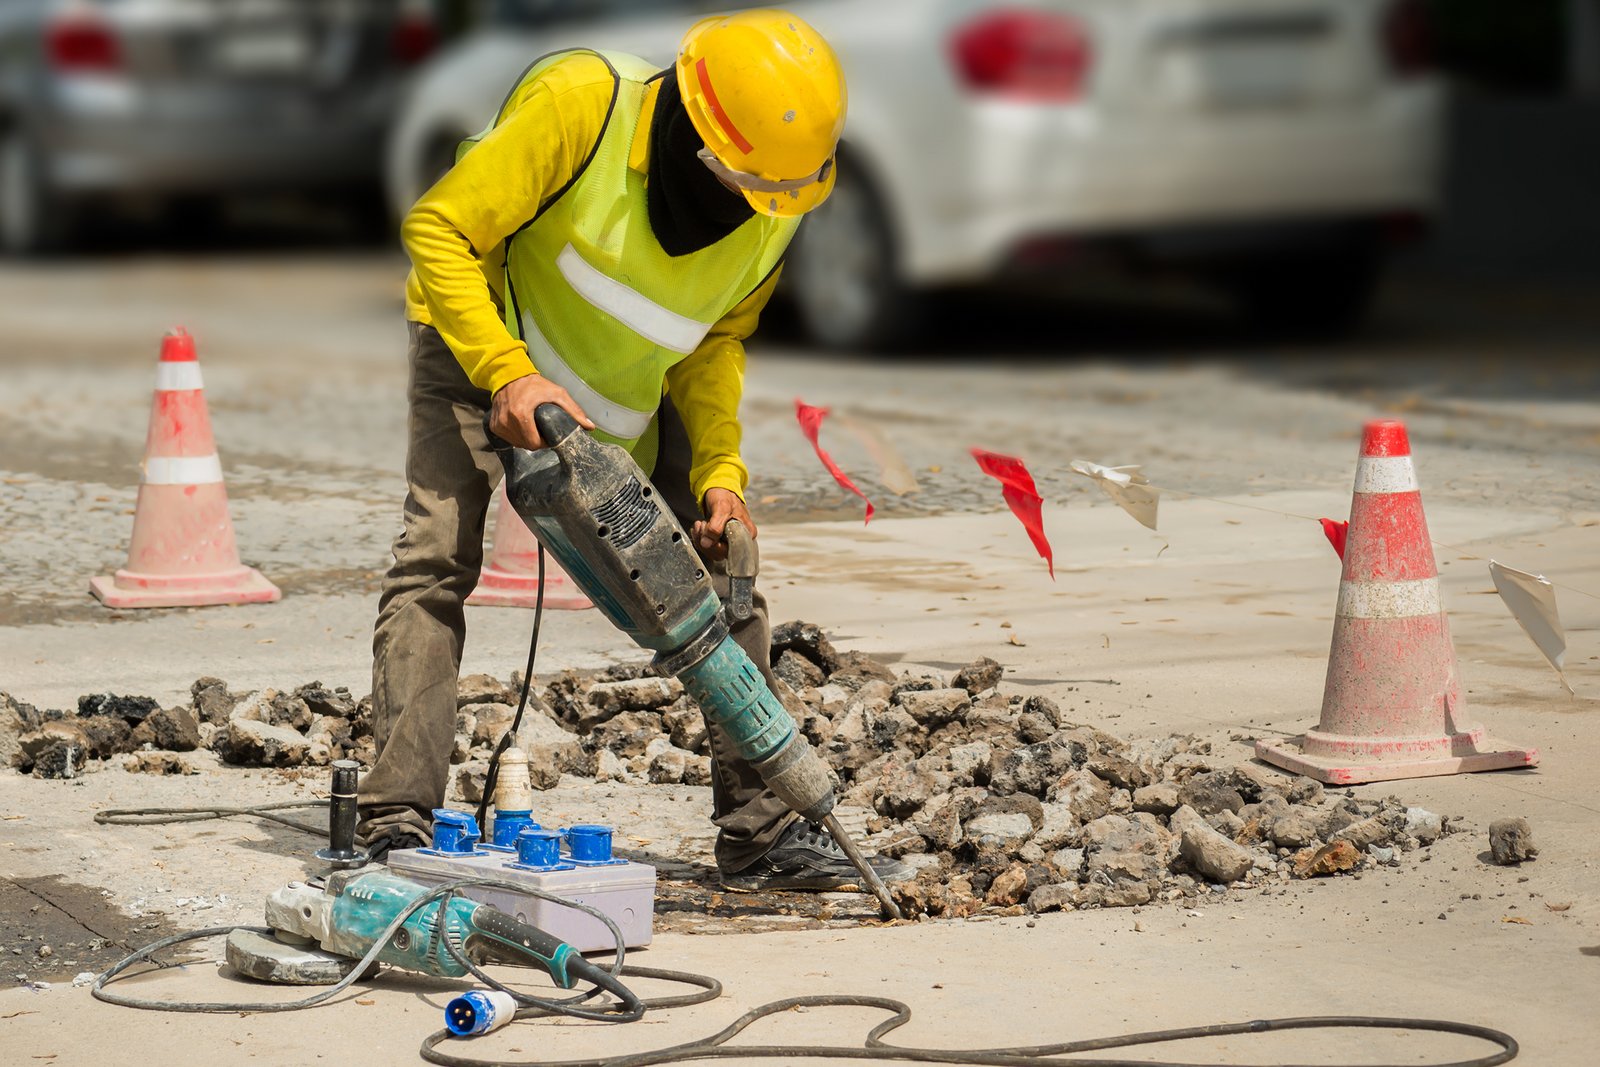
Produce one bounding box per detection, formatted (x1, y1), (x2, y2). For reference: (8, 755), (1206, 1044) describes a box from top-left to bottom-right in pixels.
(467, 484), (593, 610)
(1256, 419), (1537, 785)
(89, 330), (280, 609)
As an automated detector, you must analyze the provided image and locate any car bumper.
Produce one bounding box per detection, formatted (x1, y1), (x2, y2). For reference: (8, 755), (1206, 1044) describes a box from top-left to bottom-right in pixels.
(897, 83), (1445, 284)
(39, 76), (389, 196)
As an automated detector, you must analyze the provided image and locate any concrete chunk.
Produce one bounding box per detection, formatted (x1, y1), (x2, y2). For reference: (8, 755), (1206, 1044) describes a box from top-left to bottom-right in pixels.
(952, 657), (1004, 695)
(1489, 817), (1537, 865)
(896, 688), (971, 728)
(224, 718), (309, 767)
(1171, 805), (1253, 884)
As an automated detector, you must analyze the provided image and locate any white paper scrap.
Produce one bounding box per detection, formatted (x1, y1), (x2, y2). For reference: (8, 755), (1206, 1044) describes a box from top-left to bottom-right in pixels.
(1069, 459), (1161, 531)
(1489, 560), (1573, 694)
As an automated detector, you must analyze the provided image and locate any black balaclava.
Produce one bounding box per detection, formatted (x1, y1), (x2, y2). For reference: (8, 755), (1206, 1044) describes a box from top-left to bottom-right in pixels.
(646, 72), (754, 257)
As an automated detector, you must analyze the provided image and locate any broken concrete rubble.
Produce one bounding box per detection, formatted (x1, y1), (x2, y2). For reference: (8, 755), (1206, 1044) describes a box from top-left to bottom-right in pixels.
(1489, 817), (1537, 865)
(774, 650), (826, 691)
(770, 619), (839, 673)
(1403, 806), (1444, 845)
(191, 677), (238, 726)
(131, 705), (199, 753)
(1171, 805), (1253, 884)
(456, 673), (513, 708)
(76, 693), (158, 725)
(225, 718), (314, 768)
(1, 621), (1446, 923)
(1294, 839), (1363, 878)
(73, 715), (136, 760)
(123, 751), (197, 775)
(952, 657), (1004, 695)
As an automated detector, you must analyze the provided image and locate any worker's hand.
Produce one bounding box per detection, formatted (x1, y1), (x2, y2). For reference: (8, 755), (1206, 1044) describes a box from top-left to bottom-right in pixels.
(693, 488), (755, 561)
(489, 373), (595, 450)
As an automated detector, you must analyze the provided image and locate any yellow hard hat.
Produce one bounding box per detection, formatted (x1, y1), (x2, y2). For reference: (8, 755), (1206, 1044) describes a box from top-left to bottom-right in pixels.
(676, 9), (846, 218)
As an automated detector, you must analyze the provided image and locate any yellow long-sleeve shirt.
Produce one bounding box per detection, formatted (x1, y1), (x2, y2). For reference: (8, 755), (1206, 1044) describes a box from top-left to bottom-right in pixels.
(402, 52), (778, 504)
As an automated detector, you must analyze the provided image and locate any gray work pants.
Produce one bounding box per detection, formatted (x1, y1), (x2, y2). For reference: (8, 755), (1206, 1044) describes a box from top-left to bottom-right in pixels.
(356, 321), (796, 871)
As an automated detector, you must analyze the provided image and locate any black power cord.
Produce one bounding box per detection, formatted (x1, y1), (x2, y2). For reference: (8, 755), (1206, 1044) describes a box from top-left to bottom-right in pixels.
(95, 800), (329, 837)
(90, 889), (1516, 1067)
(477, 543), (547, 834)
(418, 1002), (1518, 1067)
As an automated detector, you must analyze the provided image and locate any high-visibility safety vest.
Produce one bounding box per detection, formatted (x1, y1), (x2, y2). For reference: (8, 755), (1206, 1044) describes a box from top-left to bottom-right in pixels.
(466, 49), (799, 475)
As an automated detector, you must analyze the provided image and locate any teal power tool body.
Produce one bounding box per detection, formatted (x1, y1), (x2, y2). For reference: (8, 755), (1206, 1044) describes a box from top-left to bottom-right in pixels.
(259, 869), (587, 987)
(492, 404), (901, 919)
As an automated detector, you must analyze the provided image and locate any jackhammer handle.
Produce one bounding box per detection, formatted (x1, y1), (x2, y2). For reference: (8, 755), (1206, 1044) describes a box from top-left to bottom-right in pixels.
(533, 403), (582, 448)
(723, 519), (757, 623)
(724, 519), (758, 580)
(482, 405), (583, 456)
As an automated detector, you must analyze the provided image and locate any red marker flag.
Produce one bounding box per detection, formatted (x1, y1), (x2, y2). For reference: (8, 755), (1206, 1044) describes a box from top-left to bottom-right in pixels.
(1320, 518), (1349, 561)
(795, 399), (874, 523)
(971, 448), (1053, 578)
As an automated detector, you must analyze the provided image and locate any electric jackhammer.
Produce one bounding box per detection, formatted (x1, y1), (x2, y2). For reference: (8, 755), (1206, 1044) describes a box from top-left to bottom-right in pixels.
(491, 403), (901, 920)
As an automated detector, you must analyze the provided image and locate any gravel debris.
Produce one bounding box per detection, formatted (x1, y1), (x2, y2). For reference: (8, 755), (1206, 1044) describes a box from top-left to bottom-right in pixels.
(3, 622), (1451, 921)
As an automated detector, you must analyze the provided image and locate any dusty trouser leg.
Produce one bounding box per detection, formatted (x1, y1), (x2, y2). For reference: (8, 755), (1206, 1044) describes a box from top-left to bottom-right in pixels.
(357, 322), (500, 845)
(652, 400), (799, 873)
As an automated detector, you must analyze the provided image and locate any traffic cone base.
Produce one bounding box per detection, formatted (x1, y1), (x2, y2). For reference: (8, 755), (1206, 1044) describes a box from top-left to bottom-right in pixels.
(467, 484), (593, 611)
(1257, 418), (1537, 786)
(1254, 735), (1537, 788)
(467, 565), (594, 610)
(90, 564), (280, 609)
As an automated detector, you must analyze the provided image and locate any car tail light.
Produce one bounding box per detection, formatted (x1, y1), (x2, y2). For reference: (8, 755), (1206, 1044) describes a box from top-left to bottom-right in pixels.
(390, 13), (439, 66)
(1381, 0), (1433, 78)
(951, 9), (1092, 101)
(46, 17), (122, 72)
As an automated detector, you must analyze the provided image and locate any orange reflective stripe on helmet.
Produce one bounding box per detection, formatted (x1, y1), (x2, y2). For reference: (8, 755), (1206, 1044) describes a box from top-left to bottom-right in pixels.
(693, 57), (754, 155)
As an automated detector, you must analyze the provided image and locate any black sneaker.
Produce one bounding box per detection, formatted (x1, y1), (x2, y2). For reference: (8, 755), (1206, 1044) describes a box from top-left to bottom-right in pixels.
(720, 820), (911, 892)
(364, 829), (428, 865)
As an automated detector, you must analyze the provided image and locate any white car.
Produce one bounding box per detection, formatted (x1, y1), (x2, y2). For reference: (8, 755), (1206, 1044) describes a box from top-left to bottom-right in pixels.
(387, 0), (1444, 347)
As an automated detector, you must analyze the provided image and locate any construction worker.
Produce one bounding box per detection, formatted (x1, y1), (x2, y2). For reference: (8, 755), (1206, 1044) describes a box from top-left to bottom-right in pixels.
(357, 10), (903, 893)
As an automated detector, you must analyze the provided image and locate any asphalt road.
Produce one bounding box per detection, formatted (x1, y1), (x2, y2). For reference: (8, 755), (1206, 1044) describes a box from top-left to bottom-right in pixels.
(3, 252), (1600, 1065)
(2, 252), (1596, 633)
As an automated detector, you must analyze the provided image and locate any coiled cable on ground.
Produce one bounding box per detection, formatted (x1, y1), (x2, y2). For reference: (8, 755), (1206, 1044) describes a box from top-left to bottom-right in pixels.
(89, 874), (1516, 1067)
(418, 998), (1518, 1067)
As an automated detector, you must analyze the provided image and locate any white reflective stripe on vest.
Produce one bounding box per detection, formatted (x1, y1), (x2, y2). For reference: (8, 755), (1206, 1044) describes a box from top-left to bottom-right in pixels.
(520, 311), (656, 442)
(143, 454), (223, 485)
(556, 244), (714, 355)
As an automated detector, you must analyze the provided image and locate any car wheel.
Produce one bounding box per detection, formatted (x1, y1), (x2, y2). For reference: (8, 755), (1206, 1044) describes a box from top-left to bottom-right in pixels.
(786, 161), (917, 351)
(0, 128), (67, 256)
(1224, 246), (1384, 339)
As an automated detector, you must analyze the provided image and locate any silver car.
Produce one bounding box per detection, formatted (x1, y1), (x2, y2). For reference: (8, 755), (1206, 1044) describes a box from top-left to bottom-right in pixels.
(0, 0), (441, 253)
